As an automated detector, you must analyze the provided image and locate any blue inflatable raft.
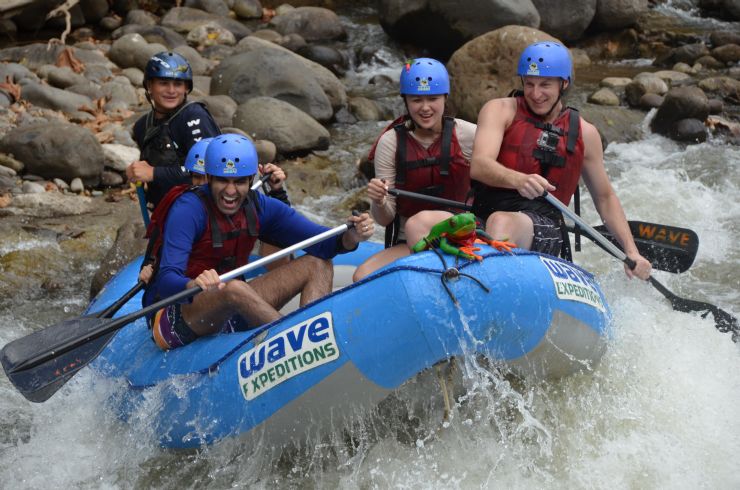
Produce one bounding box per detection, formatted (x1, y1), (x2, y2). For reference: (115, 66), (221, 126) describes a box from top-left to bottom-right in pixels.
(86, 242), (611, 449)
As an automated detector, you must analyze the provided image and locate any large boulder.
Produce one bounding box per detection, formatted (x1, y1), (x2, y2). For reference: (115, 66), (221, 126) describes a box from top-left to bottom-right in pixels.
(591, 0), (648, 31)
(211, 36), (346, 122)
(0, 123), (104, 185)
(378, 0), (540, 59)
(448, 26), (559, 123)
(232, 97), (330, 154)
(531, 0), (596, 42)
(650, 86), (709, 141)
(268, 6), (346, 41)
(161, 7), (251, 40)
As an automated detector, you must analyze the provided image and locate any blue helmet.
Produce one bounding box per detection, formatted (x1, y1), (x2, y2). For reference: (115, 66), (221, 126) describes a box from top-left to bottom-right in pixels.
(184, 137), (213, 175)
(517, 42), (572, 83)
(399, 58), (450, 96)
(144, 51), (193, 92)
(205, 134), (258, 178)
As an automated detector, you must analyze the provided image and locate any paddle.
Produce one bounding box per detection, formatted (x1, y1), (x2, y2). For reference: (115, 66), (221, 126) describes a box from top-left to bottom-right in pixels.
(386, 188), (698, 274)
(1, 222), (355, 403)
(134, 183), (150, 227)
(543, 192), (739, 338)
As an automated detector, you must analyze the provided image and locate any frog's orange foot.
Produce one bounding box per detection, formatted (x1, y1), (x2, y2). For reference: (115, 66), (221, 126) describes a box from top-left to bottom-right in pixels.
(489, 239), (517, 254)
(458, 245), (483, 260)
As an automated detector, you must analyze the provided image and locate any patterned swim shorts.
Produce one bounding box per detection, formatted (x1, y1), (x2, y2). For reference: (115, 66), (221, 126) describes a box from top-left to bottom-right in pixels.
(520, 210), (563, 256)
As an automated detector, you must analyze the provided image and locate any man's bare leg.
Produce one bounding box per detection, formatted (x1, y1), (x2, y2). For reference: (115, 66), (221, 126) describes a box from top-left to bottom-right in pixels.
(485, 211), (535, 249)
(182, 255), (333, 336)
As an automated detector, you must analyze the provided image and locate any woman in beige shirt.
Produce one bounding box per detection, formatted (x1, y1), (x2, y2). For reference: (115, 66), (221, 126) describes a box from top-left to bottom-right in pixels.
(354, 58), (476, 281)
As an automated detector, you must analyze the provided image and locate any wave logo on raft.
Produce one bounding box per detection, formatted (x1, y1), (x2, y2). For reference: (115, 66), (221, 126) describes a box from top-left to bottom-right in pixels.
(540, 256), (605, 312)
(237, 312), (339, 401)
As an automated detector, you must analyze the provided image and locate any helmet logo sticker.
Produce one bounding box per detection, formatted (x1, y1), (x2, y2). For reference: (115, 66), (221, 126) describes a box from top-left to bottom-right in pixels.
(527, 63), (540, 76)
(152, 56), (171, 68)
(417, 77), (430, 91)
(224, 160), (237, 174)
(193, 159), (205, 172)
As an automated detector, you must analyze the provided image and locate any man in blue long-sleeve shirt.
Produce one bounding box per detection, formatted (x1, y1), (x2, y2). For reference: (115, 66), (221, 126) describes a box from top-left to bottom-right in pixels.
(145, 134), (375, 350)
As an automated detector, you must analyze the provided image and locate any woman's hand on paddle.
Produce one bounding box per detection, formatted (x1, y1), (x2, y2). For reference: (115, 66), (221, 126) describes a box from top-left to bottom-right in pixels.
(516, 173), (555, 200)
(259, 163), (286, 190)
(126, 160), (155, 183)
(624, 252), (652, 280)
(367, 178), (388, 205)
(344, 213), (375, 248)
(187, 269), (225, 292)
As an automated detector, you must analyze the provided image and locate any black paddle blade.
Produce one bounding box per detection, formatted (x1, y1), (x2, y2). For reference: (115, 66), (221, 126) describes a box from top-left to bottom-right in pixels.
(592, 221), (698, 273)
(649, 277), (740, 340)
(1, 316), (116, 402)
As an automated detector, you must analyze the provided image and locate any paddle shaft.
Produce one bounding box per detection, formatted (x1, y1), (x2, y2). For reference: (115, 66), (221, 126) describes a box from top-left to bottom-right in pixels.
(388, 188), (472, 211)
(542, 192), (635, 268)
(11, 223), (352, 373)
(135, 183), (150, 227)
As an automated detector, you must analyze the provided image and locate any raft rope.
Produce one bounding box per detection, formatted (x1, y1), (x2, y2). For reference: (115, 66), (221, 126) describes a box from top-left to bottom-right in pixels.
(434, 357), (457, 423)
(422, 237), (490, 305)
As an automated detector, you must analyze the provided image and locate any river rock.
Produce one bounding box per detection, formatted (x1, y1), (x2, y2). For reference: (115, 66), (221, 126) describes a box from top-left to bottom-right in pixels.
(125, 9), (158, 26)
(21, 181), (45, 194)
(591, 0), (647, 30)
(89, 221), (147, 299)
(651, 86), (709, 140)
(46, 66), (89, 89)
(212, 36), (346, 122)
(297, 45), (349, 76)
(187, 22), (237, 48)
(448, 26), (559, 123)
(588, 87), (620, 106)
(269, 6), (346, 41)
(711, 44), (740, 64)
(378, 0), (540, 59)
(708, 98), (723, 114)
(112, 24), (189, 48)
(161, 7), (251, 40)
(194, 94), (238, 128)
(0, 62), (37, 84)
(233, 0), (263, 19)
(185, 0), (230, 17)
(102, 143), (140, 172)
(531, 0), (596, 41)
(19, 80), (95, 113)
(81, 0), (110, 23)
(624, 72), (668, 107)
(0, 153), (24, 173)
(674, 118), (707, 143)
(250, 29), (283, 43)
(232, 97), (330, 154)
(254, 139), (277, 165)
(580, 104), (647, 144)
(121, 67), (144, 87)
(698, 76), (740, 103)
(349, 97), (383, 121)
(710, 31), (740, 47)
(109, 33), (165, 71)
(0, 192), (94, 218)
(694, 55), (725, 70)
(0, 43), (113, 71)
(639, 93), (664, 109)
(0, 164), (15, 177)
(600, 77), (631, 89)
(0, 123), (104, 186)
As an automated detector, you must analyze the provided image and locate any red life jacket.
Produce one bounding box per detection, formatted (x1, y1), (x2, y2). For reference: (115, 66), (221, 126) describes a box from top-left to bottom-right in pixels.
(497, 96), (584, 205)
(143, 185), (260, 280)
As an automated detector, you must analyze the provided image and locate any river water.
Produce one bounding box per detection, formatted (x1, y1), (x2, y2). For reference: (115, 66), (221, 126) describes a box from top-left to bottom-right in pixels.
(1, 6), (739, 489)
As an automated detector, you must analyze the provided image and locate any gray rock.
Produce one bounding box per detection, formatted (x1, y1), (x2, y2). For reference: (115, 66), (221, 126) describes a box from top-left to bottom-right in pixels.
(707, 98), (723, 114)
(250, 29), (283, 43)
(297, 45), (348, 76)
(0, 164), (16, 177)
(53, 178), (69, 190)
(639, 93), (664, 109)
(233, 0), (263, 19)
(121, 67), (144, 87)
(161, 7), (251, 40)
(674, 118), (707, 143)
(109, 33), (165, 71)
(102, 143), (140, 172)
(112, 24), (189, 48)
(624, 73), (668, 107)
(349, 96), (383, 120)
(22, 181), (46, 194)
(70, 177), (85, 193)
(46, 66), (89, 88)
(19, 81), (95, 113)
(0, 44), (113, 71)
(588, 87), (620, 106)
(378, 0), (539, 58)
(710, 31), (740, 47)
(213, 37), (347, 122)
(531, 0), (596, 41)
(194, 94), (237, 128)
(254, 139), (277, 165)
(186, 22), (237, 48)
(0, 123), (104, 186)
(81, 0), (110, 23)
(711, 44), (740, 63)
(698, 76), (740, 102)
(0, 153), (24, 173)
(89, 221), (147, 299)
(600, 77), (632, 88)
(0, 62), (37, 84)
(269, 6), (346, 41)
(1, 192), (94, 218)
(592, 0), (648, 30)
(84, 64), (115, 84)
(185, 0), (230, 17)
(125, 9), (159, 26)
(232, 97), (330, 154)
(651, 86), (709, 138)
(694, 55), (725, 70)
(102, 76), (139, 109)
(67, 81), (105, 100)
(101, 170), (124, 186)
(100, 15), (123, 31)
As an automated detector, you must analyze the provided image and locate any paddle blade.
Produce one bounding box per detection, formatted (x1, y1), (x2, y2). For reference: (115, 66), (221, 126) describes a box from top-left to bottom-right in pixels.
(648, 277), (740, 340)
(591, 221), (698, 273)
(1, 316), (116, 402)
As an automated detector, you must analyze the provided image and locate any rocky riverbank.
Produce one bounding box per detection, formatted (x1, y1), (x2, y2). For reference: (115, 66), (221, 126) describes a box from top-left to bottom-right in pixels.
(0, 0), (737, 301)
